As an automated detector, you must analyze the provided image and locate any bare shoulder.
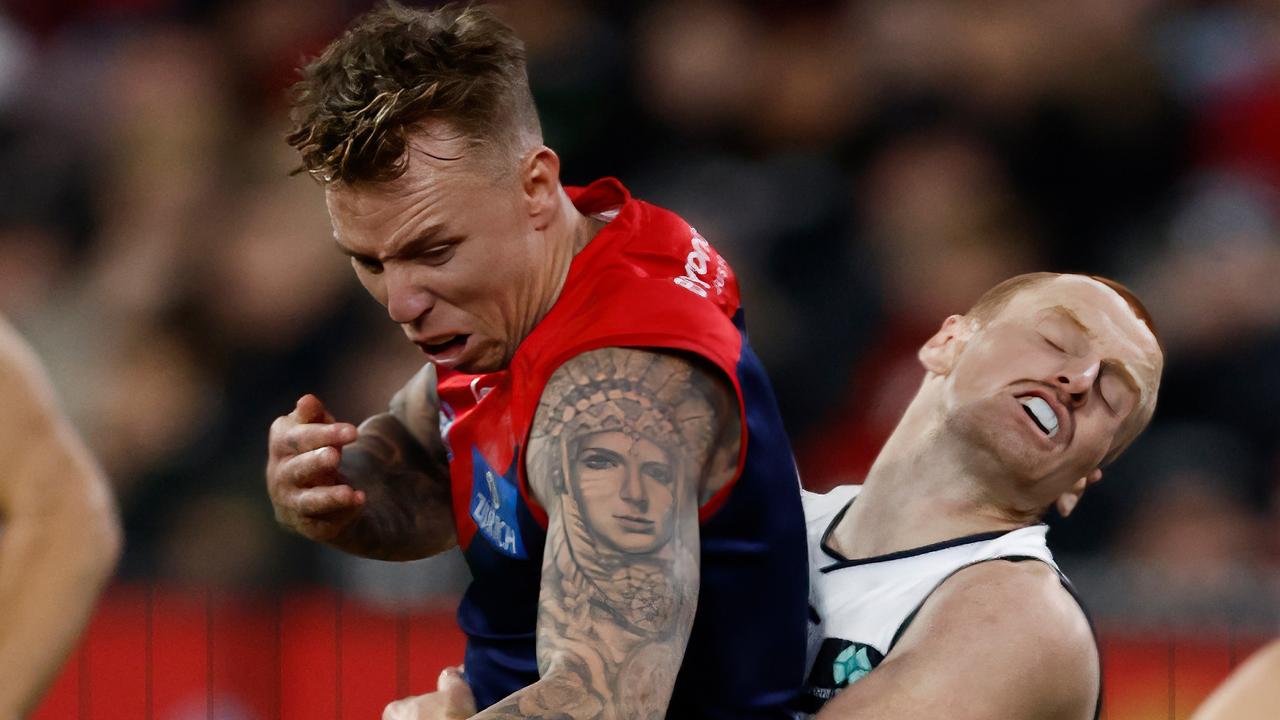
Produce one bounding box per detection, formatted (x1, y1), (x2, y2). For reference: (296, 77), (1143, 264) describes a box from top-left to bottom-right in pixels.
(1245, 639), (1280, 670)
(0, 316), (59, 440)
(894, 559), (1098, 718)
(0, 316), (105, 509)
(0, 315), (43, 391)
(922, 559), (1095, 645)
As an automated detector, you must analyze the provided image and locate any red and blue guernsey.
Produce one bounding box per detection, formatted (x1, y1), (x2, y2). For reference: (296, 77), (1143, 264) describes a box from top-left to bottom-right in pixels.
(434, 178), (808, 718)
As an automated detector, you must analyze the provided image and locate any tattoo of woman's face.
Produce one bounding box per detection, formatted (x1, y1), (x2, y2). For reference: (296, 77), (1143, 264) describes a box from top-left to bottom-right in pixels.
(569, 430), (678, 555)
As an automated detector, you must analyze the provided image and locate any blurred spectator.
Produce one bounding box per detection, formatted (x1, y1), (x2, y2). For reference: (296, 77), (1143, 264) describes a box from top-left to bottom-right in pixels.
(0, 0), (1273, 638)
(1064, 423), (1278, 631)
(795, 128), (1041, 489)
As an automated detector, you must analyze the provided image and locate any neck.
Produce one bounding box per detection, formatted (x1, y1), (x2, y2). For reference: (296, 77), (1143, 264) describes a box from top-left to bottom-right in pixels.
(547, 187), (606, 309)
(828, 391), (1040, 561)
(522, 187), (605, 339)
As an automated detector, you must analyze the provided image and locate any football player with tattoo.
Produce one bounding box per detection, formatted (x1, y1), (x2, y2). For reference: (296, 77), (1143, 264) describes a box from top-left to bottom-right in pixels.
(264, 4), (808, 719)
(0, 316), (121, 719)
(796, 273), (1163, 720)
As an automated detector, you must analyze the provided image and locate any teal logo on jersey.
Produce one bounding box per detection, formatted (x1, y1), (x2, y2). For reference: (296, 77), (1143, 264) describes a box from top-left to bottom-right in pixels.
(796, 638), (885, 713)
(832, 643), (877, 686)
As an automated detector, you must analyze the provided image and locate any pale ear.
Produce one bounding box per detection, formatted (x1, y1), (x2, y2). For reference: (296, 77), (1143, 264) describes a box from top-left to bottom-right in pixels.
(917, 315), (970, 375)
(1055, 468), (1103, 518)
(523, 145), (561, 229)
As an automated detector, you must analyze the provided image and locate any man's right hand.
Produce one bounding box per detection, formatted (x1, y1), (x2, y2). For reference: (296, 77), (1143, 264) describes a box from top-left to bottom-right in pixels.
(266, 364), (457, 561)
(266, 394), (364, 543)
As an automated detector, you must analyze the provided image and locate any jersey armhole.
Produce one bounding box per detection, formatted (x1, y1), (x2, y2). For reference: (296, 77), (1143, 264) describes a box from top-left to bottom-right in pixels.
(885, 556), (1102, 720)
(514, 332), (748, 529)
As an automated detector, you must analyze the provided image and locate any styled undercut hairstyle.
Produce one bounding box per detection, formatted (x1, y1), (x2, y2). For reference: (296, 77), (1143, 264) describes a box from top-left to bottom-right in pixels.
(286, 2), (542, 184)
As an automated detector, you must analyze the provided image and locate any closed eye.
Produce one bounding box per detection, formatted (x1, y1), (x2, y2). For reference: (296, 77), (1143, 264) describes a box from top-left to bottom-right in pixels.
(1097, 368), (1133, 417)
(1097, 385), (1117, 414)
(1042, 335), (1066, 353)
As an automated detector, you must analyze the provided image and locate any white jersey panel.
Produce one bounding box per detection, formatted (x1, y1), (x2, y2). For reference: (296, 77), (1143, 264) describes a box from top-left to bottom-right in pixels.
(795, 485), (1061, 716)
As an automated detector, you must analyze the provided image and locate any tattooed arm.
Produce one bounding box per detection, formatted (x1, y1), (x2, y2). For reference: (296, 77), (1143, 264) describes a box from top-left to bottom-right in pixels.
(266, 363), (456, 561)
(475, 347), (741, 719)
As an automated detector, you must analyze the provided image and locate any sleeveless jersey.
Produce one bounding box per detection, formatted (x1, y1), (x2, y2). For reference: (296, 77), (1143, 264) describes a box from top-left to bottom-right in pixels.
(794, 485), (1100, 718)
(435, 178), (809, 717)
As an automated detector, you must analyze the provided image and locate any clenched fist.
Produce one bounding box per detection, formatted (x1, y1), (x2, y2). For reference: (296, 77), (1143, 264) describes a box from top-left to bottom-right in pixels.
(265, 393), (364, 542)
(266, 364), (454, 559)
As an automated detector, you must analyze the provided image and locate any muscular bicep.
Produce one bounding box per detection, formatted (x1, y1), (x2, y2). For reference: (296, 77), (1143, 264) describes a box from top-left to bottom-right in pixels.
(488, 348), (738, 717)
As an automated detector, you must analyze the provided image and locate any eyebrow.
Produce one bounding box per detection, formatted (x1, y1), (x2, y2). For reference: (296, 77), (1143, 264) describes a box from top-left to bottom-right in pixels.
(1045, 305), (1095, 338)
(333, 237), (366, 260)
(333, 225), (449, 263)
(392, 226), (450, 260)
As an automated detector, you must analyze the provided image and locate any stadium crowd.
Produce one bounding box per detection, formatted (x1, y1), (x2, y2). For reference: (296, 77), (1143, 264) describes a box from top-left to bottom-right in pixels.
(1, 0), (1278, 634)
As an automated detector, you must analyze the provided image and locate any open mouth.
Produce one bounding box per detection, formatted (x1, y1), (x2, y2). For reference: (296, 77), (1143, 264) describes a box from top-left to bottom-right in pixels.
(1018, 396), (1060, 438)
(418, 335), (468, 357)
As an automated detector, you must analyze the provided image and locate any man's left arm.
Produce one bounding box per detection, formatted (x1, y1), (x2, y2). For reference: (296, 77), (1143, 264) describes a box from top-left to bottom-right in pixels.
(476, 346), (740, 719)
(816, 560), (1099, 720)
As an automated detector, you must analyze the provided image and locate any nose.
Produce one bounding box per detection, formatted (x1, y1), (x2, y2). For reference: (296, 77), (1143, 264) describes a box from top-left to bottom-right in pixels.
(383, 266), (434, 325)
(1056, 356), (1101, 407)
(619, 464), (649, 511)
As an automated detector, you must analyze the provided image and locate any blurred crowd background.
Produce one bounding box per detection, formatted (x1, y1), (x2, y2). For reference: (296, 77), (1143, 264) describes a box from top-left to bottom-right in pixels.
(2, 0), (1279, 639)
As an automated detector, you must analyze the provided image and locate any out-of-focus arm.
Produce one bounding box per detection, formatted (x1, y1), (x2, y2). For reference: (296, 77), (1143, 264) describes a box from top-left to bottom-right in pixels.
(1191, 640), (1280, 720)
(0, 318), (122, 719)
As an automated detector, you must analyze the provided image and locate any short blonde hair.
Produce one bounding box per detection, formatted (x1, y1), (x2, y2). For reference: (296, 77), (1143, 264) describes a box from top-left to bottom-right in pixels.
(287, 2), (541, 184)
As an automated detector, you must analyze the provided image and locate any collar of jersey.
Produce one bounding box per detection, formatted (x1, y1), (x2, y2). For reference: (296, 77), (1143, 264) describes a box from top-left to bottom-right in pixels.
(818, 497), (1046, 573)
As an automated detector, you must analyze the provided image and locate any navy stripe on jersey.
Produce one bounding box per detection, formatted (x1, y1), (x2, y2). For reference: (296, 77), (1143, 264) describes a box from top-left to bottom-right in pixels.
(456, 450), (547, 709)
(666, 310), (809, 718)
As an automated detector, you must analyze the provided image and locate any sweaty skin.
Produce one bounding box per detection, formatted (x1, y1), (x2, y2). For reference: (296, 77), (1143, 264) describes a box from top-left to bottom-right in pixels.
(0, 316), (121, 719)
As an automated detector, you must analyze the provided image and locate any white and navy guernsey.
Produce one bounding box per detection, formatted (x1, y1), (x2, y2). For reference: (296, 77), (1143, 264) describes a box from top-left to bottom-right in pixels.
(794, 485), (1101, 719)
